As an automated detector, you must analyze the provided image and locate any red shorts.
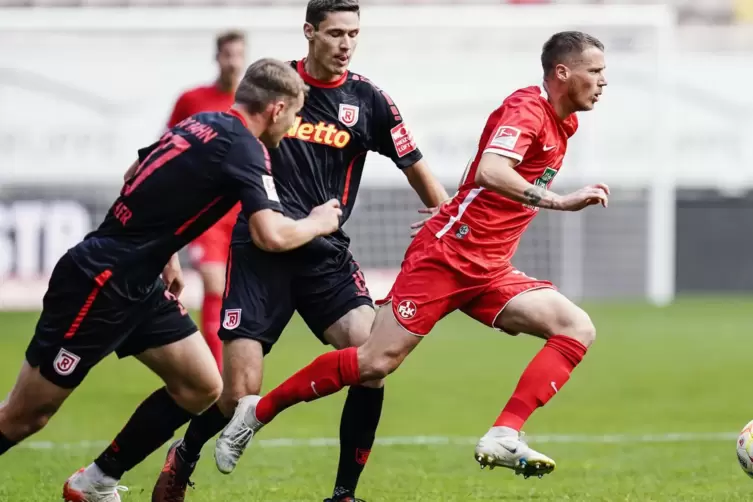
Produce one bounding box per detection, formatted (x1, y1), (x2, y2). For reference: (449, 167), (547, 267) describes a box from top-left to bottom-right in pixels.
(187, 204), (240, 267)
(377, 230), (555, 336)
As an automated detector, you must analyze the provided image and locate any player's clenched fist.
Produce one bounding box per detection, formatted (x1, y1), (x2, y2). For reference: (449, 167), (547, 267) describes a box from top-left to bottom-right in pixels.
(310, 198), (343, 235)
(557, 183), (609, 211)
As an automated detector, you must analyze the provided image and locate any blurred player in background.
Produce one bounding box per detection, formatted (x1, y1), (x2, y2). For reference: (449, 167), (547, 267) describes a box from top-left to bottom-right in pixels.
(167, 30), (246, 371)
(216, 31), (609, 480)
(0, 58), (343, 502)
(151, 1), (449, 501)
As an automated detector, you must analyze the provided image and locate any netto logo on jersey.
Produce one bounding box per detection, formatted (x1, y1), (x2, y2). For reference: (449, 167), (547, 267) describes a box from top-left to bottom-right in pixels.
(286, 116), (351, 148)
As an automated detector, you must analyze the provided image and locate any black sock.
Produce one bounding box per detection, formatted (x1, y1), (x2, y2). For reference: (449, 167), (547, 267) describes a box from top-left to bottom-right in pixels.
(0, 430), (17, 456)
(181, 403), (229, 461)
(94, 387), (194, 479)
(333, 385), (384, 498)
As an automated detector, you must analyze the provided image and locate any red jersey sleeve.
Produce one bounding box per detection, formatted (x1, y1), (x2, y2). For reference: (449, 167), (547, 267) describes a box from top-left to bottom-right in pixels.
(482, 97), (545, 165)
(166, 92), (191, 128)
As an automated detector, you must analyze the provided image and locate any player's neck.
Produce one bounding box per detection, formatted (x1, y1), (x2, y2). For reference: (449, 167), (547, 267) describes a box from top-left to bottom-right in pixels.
(215, 77), (236, 94)
(543, 81), (574, 120)
(303, 57), (344, 83)
(232, 106), (267, 139)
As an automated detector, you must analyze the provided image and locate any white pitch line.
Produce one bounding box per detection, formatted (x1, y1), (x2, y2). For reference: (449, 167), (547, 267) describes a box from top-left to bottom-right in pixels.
(17, 432), (738, 451)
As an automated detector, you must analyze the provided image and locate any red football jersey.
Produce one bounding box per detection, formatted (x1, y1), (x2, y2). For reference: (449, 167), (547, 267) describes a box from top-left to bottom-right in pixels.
(167, 84), (235, 128)
(425, 85), (578, 267)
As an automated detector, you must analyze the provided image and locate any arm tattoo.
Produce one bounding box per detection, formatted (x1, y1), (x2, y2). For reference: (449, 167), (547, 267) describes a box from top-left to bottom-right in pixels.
(523, 186), (556, 209)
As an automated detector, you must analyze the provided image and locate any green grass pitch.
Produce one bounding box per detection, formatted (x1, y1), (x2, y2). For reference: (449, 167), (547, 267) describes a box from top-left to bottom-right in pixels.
(0, 297), (752, 501)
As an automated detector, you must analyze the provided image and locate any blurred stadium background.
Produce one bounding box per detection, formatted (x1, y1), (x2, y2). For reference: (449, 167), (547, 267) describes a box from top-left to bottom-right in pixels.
(1, 0), (752, 310)
(1, 2), (753, 500)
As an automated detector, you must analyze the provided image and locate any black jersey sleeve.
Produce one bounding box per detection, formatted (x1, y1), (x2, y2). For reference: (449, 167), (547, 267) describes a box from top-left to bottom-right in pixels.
(222, 137), (284, 217)
(369, 86), (424, 169)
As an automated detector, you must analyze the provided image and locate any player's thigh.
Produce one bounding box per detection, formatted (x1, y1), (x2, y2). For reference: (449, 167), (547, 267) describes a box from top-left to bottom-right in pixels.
(0, 361), (73, 439)
(24, 253), (130, 390)
(357, 305), (424, 381)
(217, 338), (264, 415)
(126, 283), (222, 412)
(496, 288), (595, 346)
(217, 244), (296, 356)
(294, 254), (375, 348)
(463, 270), (595, 346)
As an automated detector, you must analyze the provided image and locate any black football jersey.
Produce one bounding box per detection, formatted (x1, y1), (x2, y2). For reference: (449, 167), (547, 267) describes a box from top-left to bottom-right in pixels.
(232, 59), (423, 255)
(69, 110), (282, 288)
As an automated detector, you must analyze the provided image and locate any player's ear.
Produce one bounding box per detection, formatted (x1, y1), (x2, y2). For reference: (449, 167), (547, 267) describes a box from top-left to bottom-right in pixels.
(270, 100), (286, 124)
(555, 63), (569, 82)
(303, 23), (315, 41)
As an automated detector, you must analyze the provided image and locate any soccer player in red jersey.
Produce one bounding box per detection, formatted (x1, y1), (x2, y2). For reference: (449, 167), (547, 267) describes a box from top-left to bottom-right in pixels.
(217, 31), (609, 479)
(167, 31), (246, 371)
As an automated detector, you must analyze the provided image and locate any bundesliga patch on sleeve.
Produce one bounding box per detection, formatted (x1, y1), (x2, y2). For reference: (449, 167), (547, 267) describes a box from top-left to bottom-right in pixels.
(489, 126), (521, 151)
(262, 174), (280, 202)
(390, 123), (417, 158)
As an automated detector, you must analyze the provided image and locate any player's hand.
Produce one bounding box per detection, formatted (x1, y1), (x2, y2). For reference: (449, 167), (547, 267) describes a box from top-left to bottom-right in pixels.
(410, 207), (440, 238)
(409, 199), (451, 238)
(309, 198), (343, 235)
(558, 183), (609, 211)
(162, 254), (185, 297)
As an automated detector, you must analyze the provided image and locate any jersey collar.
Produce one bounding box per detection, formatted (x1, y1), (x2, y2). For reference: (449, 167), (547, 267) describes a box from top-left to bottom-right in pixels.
(227, 108), (248, 128)
(297, 59), (348, 89)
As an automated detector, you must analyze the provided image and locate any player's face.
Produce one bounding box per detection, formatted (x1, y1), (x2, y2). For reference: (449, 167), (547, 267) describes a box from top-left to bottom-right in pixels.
(216, 40), (246, 87)
(263, 91), (305, 147)
(566, 47), (607, 112)
(305, 11), (360, 77)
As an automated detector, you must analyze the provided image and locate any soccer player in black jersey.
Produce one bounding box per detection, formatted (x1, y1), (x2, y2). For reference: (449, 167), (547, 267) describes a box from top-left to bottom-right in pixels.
(151, 2), (450, 502)
(0, 58), (343, 502)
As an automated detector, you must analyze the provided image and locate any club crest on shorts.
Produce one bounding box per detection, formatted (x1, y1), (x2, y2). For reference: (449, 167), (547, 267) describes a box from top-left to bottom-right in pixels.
(53, 348), (81, 376)
(338, 104), (359, 127)
(397, 300), (417, 319)
(222, 309), (242, 330)
(455, 224), (469, 239)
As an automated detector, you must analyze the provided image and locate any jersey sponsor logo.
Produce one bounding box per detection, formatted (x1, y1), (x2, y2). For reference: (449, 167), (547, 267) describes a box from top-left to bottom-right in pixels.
(261, 174), (280, 202)
(397, 300), (417, 319)
(489, 126), (521, 151)
(53, 348), (81, 376)
(338, 104), (360, 127)
(286, 116), (351, 148)
(222, 309), (242, 330)
(390, 123), (417, 158)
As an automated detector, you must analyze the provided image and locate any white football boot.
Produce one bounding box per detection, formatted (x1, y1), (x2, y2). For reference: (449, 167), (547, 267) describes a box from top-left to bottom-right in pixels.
(62, 467), (128, 502)
(214, 395), (264, 474)
(474, 426), (556, 478)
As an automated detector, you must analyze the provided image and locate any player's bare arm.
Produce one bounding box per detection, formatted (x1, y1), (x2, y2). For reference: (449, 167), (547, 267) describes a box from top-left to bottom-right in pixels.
(403, 159), (450, 208)
(248, 199), (342, 252)
(476, 153), (609, 210)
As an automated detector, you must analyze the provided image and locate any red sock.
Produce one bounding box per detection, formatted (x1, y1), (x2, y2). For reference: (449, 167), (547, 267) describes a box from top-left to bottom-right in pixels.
(202, 293), (223, 372)
(256, 347), (360, 424)
(494, 335), (587, 431)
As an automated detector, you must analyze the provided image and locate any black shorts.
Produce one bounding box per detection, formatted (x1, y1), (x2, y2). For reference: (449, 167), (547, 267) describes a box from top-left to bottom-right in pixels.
(25, 253), (198, 388)
(218, 243), (373, 354)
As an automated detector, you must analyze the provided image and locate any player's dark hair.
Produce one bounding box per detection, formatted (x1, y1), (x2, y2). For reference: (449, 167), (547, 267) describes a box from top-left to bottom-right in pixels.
(306, 0), (360, 29)
(235, 58), (308, 114)
(216, 30), (245, 54)
(541, 31), (604, 75)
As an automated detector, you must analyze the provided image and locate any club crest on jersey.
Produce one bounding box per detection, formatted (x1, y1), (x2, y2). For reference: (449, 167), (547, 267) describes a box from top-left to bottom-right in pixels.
(397, 300), (417, 319)
(223, 309), (242, 330)
(338, 104), (359, 127)
(53, 348), (81, 376)
(489, 126), (521, 151)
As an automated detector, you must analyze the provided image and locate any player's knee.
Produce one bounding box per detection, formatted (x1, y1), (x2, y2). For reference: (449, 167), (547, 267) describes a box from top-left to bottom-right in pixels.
(361, 352), (400, 381)
(558, 310), (596, 348)
(171, 373), (223, 415)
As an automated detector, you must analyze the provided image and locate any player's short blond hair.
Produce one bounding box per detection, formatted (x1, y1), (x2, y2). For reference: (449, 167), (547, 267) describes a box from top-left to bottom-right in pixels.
(235, 58), (308, 113)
